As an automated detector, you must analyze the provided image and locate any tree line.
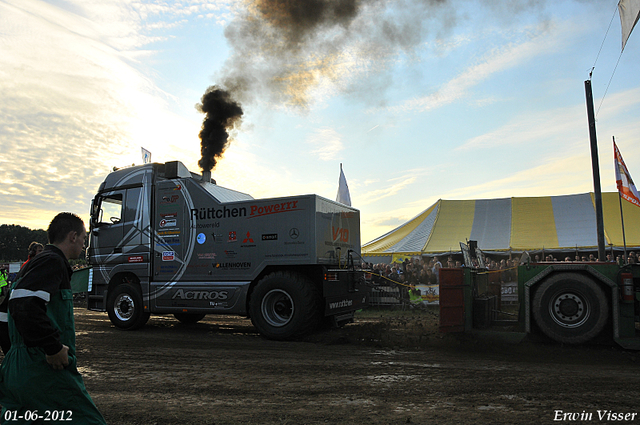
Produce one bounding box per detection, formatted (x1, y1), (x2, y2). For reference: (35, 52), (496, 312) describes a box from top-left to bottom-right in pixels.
(0, 224), (48, 263)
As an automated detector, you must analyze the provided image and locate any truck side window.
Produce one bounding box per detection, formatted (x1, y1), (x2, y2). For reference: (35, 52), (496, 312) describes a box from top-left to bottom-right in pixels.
(99, 194), (123, 225)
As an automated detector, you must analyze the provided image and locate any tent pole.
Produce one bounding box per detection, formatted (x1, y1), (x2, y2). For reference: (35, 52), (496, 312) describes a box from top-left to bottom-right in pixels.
(585, 79), (607, 261)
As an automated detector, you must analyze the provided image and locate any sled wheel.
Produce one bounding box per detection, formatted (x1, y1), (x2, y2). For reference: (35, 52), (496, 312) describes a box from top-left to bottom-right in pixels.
(532, 273), (609, 344)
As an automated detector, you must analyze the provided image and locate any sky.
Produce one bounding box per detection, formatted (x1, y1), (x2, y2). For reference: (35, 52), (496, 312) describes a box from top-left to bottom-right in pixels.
(1, 0), (639, 245)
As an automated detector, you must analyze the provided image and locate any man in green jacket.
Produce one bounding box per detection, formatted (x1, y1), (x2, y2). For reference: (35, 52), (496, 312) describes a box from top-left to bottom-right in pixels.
(0, 213), (106, 424)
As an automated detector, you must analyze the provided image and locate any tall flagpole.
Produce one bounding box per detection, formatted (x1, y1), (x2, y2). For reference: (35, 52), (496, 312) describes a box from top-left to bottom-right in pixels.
(585, 79), (606, 261)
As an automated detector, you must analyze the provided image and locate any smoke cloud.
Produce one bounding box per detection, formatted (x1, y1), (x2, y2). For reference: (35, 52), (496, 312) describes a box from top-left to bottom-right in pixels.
(218, 0), (453, 108)
(198, 0), (548, 171)
(197, 86), (243, 173)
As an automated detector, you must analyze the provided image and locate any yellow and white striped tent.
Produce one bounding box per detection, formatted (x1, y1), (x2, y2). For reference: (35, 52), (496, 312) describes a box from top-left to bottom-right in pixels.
(362, 193), (640, 259)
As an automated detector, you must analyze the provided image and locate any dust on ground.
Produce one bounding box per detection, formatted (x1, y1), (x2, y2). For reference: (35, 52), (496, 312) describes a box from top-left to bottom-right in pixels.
(70, 307), (639, 425)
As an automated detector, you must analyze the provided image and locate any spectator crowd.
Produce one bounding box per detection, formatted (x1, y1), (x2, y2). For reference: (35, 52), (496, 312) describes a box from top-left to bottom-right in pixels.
(369, 255), (521, 287)
(367, 250), (638, 296)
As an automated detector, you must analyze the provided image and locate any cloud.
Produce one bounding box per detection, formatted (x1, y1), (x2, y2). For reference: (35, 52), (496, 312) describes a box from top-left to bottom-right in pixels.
(442, 152), (600, 201)
(457, 104), (584, 152)
(308, 127), (345, 161)
(0, 0), (204, 228)
(357, 170), (425, 206)
(386, 20), (574, 114)
(455, 85), (640, 153)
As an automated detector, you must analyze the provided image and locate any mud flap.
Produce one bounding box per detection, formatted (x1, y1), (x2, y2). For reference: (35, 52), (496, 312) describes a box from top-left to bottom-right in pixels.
(324, 291), (368, 316)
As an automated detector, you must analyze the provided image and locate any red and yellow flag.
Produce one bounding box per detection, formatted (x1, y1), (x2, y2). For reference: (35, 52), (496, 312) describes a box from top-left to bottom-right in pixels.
(614, 139), (640, 207)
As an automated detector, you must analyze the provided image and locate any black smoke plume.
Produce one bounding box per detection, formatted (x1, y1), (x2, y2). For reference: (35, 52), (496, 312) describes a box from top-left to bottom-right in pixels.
(197, 86), (243, 173)
(216, 0), (550, 108)
(217, 0), (458, 110)
(198, 0), (548, 170)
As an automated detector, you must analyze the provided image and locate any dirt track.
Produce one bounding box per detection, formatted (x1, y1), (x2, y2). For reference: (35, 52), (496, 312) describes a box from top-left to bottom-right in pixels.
(70, 308), (640, 425)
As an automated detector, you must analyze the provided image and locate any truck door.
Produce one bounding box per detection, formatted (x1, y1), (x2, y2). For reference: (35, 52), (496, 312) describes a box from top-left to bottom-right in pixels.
(91, 187), (151, 270)
(91, 191), (125, 265)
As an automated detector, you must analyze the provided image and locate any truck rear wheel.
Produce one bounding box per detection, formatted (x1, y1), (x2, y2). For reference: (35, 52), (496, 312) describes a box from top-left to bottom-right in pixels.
(249, 271), (321, 340)
(174, 313), (206, 324)
(107, 282), (150, 330)
(532, 273), (609, 344)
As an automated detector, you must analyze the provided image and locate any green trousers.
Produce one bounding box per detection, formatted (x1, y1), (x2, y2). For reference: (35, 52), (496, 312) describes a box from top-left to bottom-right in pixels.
(0, 289), (106, 424)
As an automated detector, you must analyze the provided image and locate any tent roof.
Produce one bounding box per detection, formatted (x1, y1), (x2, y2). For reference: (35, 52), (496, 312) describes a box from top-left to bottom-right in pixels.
(362, 192), (640, 256)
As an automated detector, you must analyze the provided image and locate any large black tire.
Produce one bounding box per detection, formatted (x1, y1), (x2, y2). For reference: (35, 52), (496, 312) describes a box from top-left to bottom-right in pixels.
(107, 283), (150, 330)
(174, 313), (206, 324)
(249, 271), (322, 340)
(532, 273), (609, 344)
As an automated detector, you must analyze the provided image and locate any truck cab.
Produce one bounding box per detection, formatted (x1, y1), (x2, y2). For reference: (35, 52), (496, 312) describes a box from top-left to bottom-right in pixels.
(87, 161), (368, 339)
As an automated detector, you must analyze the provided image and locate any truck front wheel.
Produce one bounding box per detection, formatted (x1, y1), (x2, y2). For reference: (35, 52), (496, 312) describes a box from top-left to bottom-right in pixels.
(249, 271), (321, 340)
(532, 273), (609, 344)
(107, 282), (150, 330)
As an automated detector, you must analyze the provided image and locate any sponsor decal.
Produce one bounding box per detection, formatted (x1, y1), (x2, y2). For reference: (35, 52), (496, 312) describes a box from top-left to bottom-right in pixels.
(197, 252), (217, 260)
(223, 249), (237, 258)
(214, 261), (251, 270)
(160, 264), (178, 272)
(332, 226), (349, 242)
(187, 263), (208, 269)
(160, 184), (182, 192)
(228, 231), (237, 242)
(324, 240), (352, 248)
(265, 252), (309, 258)
(262, 233), (278, 241)
(285, 228), (303, 245)
(249, 200), (300, 218)
(329, 299), (353, 310)
(159, 218), (177, 228)
(160, 212), (177, 219)
(128, 255), (144, 263)
(172, 289), (229, 300)
(197, 233), (206, 244)
(158, 230), (180, 236)
(161, 194), (179, 204)
(241, 231), (256, 248)
(162, 237), (180, 247)
(192, 222), (220, 229)
(162, 251), (175, 261)
(326, 225), (353, 248)
(190, 206), (247, 220)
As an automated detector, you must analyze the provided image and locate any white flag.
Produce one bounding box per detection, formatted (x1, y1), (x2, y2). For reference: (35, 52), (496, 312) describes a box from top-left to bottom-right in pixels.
(141, 147), (152, 164)
(619, 0), (640, 51)
(336, 163), (352, 206)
